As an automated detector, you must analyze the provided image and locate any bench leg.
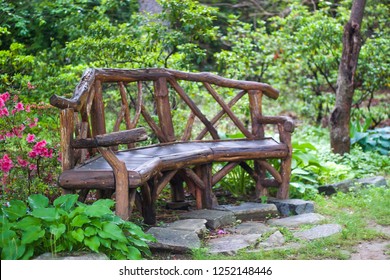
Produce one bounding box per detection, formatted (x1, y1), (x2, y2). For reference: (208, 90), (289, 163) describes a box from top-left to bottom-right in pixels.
(141, 182), (156, 225)
(170, 175), (185, 202)
(254, 160), (268, 197)
(98, 147), (129, 221)
(200, 164), (218, 209)
(277, 157), (291, 199)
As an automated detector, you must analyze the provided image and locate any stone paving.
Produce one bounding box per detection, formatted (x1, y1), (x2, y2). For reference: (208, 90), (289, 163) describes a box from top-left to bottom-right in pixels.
(146, 199), (344, 255)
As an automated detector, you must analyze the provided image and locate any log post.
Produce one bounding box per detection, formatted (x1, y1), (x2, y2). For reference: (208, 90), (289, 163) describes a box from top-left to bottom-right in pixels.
(200, 164), (218, 209)
(277, 122), (293, 199)
(154, 77), (175, 142)
(141, 182), (156, 225)
(91, 80), (106, 137)
(248, 90), (267, 197)
(97, 147), (129, 220)
(60, 108), (75, 195)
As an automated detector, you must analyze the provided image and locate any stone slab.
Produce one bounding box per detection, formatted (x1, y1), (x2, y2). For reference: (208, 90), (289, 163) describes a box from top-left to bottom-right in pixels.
(229, 221), (276, 235)
(35, 252), (109, 260)
(318, 176), (388, 195)
(267, 213), (325, 228)
(147, 227), (201, 253)
(180, 209), (236, 229)
(258, 230), (285, 248)
(208, 234), (261, 255)
(166, 219), (207, 235)
(268, 198), (314, 216)
(293, 224), (342, 240)
(215, 203), (279, 221)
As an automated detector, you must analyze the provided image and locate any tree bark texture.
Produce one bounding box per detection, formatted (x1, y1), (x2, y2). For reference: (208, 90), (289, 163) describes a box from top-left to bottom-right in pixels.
(330, 0), (366, 155)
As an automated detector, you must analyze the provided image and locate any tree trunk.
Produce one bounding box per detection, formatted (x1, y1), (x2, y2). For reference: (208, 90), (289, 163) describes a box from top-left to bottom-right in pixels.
(330, 0), (366, 155)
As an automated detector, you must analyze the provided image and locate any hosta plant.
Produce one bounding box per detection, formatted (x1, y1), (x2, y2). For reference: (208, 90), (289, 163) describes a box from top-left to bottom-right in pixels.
(0, 194), (155, 260)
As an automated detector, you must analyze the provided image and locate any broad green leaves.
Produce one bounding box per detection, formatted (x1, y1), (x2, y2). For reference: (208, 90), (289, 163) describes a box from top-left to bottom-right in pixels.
(0, 194), (155, 260)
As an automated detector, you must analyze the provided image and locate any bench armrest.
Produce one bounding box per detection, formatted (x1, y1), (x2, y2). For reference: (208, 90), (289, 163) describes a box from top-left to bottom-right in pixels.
(72, 127), (148, 149)
(259, 116), (295, 133)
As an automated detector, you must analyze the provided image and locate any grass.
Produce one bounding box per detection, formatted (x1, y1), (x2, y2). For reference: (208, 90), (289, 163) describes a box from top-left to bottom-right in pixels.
(191, 185), (390, 260)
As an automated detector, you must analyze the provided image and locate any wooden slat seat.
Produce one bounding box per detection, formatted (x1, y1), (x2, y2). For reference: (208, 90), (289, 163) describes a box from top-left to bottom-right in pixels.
(59, 138), (287, 190)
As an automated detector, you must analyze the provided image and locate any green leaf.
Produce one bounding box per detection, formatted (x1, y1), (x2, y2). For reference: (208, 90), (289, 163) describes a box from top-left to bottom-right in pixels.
(31, 208), (59, 222)
(98, 222), (126, 242)
(84, 236), (100, 252)
(49, 224), (66, 240)
(351, 132), (368, 145)
(0, 229), (17, 247)
(92, 199), (115, 209)
(127, 236), (149, 248)
(98, 237), (111, 249)
(1, 242), (26, 260)
(126, 246), (142, 260)
(84, 204), (112, 218)
(14, 216), (41, 230)
(84, 226), (97, 237)
(21, 226), (45, 245)
(28, 194), (49, 209)
(68, 205), (86, 219)
(53, 194), (78, 211)
(71, 228), (84, 242)
(20, 246), (34, 260)
(113, 241), (129, 252)
(70, 214), (90, 227)
(4, 200), (27, 221)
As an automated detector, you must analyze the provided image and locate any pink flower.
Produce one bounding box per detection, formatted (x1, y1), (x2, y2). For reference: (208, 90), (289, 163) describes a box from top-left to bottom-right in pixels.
(12, 124), (25, 138)
(43, 149), (53, 158)
(0, 98), (4, 108)
(0, 154), (14, 173)
(0, 92), (10, 102)
(36, 140), (47, 148)
(27, 82), (36, 90)
(15, 102), (24, 112)
(28, 150), (38, 158)
(26, 133), (35, 143)
(29, 117), (38, 128)
(25, 105), (31, 112)
(217, 229), (227, 235)
(28, 140), (53, 158)
(6, 131), (14, 138)
(0, 107), (9, 117)
(29, 163), (37, 171)
(17, 157), (28, 168)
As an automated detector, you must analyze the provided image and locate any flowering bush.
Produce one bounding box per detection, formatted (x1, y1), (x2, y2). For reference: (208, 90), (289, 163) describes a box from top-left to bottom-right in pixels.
(0, 91), (61, 201)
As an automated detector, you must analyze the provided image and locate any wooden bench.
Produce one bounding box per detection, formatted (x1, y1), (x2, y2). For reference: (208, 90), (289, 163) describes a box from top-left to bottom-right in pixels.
(50, 68), (294, 225)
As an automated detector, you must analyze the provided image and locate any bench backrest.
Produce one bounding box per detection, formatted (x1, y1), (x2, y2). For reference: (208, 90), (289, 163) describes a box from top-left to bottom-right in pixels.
(50, 68), (280, 169)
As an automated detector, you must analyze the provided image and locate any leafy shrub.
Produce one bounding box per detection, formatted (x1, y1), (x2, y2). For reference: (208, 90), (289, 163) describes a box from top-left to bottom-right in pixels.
(0, 91), (60, 201)
(351, 127), (390, 156)
(0, 194), (155, 260)
(215, 163), (255, 198)
(289, 141), (325, 198)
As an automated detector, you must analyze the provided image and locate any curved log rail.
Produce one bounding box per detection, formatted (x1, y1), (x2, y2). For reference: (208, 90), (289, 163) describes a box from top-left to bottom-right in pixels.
(51, 68), (293, 224)
(50, 68), (279, 111)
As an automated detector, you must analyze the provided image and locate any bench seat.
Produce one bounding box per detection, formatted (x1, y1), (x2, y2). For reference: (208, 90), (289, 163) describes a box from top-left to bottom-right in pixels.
(59, 138), (287, 189)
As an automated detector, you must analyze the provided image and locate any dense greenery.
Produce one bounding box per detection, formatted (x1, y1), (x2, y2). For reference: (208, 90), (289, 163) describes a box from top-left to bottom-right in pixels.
(0, 0), (389, 259)
(0, 194), (155, 259)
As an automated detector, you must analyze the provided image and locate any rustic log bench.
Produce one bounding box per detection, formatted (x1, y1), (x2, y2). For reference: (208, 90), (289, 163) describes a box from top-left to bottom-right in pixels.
(50, 68), (294, 225)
